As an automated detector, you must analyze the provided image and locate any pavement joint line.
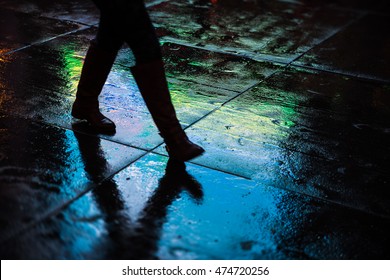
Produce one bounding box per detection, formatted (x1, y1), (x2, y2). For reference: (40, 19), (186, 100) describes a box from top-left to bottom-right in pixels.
(286, 10), (368, 68)
(4, 25), (91, 56)
(288, 64), (390, 85)
(273, 183), (390, 221)
(145, 0), (169, 8)
(167, 72), (278, 133)
(30, 117), (153, 153)
(149, 149), (253, 180)
(35, 13), (99, 27)
(0, 122), (158, 245)
(110, 60), (251, 94)
(161, 39), (292, 66)
(114, 60), (271, 94)
(167, 77), (247, 94)
(281, 10), (390, 85)
(0, 181), (98, 245)
(29, 118), (172, 180)
(16, 117), (148, 182)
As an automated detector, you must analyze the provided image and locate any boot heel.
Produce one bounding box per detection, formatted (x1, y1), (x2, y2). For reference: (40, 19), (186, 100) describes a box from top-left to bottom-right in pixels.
(71, 99), (116, 133)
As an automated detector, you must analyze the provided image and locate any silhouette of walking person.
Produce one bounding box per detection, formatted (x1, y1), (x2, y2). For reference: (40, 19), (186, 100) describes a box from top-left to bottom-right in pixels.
(71, 0), (204, 161)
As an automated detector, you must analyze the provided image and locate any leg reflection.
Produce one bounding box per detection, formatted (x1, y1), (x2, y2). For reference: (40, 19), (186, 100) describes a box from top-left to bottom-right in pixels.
(128, 159), (204, 259)
(73, 131), (203, 259)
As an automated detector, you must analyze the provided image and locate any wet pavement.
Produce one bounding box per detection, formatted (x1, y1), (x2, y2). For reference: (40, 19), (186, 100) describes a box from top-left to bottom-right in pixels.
(0, 0), (389, 260)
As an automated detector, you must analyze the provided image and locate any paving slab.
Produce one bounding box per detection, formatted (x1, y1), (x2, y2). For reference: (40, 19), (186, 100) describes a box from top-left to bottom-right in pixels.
(160, 42), (283, 90)
(150, 0), (360, 63)
(293, 14), (390, 83)
(0, 116), (145, 243)
(154, 67), (390, 217)
(1, 154), (389, 259)
(0, 8), (85, 54)
(0, 0), (99, 25)
(325, 0), (389, 12)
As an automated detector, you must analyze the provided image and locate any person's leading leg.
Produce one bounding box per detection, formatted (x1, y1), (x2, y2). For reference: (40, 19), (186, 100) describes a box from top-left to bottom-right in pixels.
(120, 0), (204, 161)
(72, 7), (124, 133)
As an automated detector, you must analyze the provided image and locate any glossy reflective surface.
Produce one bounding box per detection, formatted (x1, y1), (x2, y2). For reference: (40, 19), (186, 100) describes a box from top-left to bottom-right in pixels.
(0, 0), (389, 259)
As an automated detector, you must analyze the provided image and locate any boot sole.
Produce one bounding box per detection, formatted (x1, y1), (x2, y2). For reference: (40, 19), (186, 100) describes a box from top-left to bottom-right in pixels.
(166, 146), (205, 162)
(71, 109), (116, 135)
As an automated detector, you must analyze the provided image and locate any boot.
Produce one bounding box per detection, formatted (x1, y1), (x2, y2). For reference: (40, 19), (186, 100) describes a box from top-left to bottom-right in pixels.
(71, 42), (117, 134)
(130, 59), (205, 161)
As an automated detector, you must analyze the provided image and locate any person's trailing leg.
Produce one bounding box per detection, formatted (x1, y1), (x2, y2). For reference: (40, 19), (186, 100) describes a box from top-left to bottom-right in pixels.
(71, 41), (117, 134)
(130, 60), (205, 161)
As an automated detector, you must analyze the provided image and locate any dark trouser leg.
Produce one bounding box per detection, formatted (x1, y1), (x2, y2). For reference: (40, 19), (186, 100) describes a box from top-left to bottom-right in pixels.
(72, 41), (118, 133)
(130, 60), (205, 161)
(72, 9), (124, 134)
(92, 0), (204, 160)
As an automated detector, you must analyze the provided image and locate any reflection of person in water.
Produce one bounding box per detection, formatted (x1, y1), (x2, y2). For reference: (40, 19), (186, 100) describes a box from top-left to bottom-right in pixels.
(71, 0), (204, 162)
(73, 129), (203, 259)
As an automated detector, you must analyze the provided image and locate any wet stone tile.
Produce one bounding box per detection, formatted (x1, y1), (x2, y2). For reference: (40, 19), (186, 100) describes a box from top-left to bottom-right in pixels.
(0, 50), (78, 103)
(325, 0), (389, 12)
(0, 28), (104, 120)
(150, 0), (360, 63)
(0, 116), (145, 243)
(116, 43), (282, 92)
(162, 43), (282, 91)
(85, 108), (165, 150)
(166, 68), (390, 217)
(104, 63), (238, 117)
(0, 8), (85, 49)
(0, 192), (107, 259)
(228, 68), (390, 165)
(0, 46), (84, 127)
(2, 154), (389, 259)
(0, 0), (99, 26)
(154, 122), (294, 180)
(294, 14), (390, 83)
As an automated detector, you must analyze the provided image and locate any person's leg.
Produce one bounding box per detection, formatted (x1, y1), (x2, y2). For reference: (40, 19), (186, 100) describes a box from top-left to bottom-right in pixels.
(85, 0), (204, 160)
(119, 0), (204, 161)
(72, 7), (124, 133)
(130, 60), (204, 161)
